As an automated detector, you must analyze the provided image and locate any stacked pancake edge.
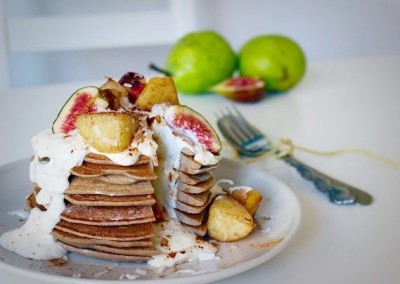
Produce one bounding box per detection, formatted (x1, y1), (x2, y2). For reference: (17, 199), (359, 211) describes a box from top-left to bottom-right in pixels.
(29, 153), (158, 262)
(27, 151), (219, 262)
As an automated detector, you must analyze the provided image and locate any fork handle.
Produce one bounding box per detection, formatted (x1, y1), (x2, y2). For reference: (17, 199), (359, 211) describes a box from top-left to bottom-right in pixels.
(282, 155), (373, 205)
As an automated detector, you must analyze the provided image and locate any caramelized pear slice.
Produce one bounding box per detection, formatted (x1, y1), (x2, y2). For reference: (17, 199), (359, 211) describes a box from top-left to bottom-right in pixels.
(207, 196), (254, 241)
(76, 112), (138, 153)
(135, 77), (179, 111)
(231, 187), (263, 216)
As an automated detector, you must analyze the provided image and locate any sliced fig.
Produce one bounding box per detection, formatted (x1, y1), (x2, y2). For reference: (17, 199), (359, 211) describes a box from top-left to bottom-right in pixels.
(211, 77), (265, 103)
(52, 86), (108, 134)
(164, 105), (221, 154)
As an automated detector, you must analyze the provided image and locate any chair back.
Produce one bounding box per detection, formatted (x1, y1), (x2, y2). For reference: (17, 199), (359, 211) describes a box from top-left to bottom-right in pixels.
(0, 0), (196, 90)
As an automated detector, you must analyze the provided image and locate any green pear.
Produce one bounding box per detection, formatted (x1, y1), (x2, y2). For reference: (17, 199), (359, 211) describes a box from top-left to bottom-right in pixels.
(239, 35), (306, 92)
(164, 30), (236, 94)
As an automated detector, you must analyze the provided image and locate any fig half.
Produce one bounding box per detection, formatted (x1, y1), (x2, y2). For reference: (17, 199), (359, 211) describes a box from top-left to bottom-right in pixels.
(164, 105), (221, 154)
(211, 77), (265, 103)
(52, 86), (108, 134)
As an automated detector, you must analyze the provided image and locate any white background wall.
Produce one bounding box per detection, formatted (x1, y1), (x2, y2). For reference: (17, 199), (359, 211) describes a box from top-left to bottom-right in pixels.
(4, 0), (400, 88)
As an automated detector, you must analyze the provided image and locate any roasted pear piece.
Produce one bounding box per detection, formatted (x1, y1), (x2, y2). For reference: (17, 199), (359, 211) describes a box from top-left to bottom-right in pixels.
(76, 112), (138, 153)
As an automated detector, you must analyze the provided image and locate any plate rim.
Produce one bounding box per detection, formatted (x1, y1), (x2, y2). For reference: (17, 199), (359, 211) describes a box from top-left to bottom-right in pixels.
(0, 158), (301, 284)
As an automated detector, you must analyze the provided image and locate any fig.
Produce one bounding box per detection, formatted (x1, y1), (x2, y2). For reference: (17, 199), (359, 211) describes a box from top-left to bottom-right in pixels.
(164, 105), (221, 154)
(52, 86), (108, 134)
(211, 77), (265, 103)
(118, 72), (146, 103)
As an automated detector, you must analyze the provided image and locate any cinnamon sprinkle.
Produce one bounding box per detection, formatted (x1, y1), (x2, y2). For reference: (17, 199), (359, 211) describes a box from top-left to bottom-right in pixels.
(250, 238), (283, 250)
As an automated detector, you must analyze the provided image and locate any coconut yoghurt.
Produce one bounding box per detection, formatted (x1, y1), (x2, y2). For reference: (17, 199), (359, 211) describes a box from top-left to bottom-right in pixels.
(148, 219), (217, 268)
(0, 129), (87, 259)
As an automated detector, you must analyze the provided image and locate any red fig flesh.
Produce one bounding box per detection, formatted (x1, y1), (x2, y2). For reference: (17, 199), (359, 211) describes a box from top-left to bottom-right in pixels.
(52, 86), (107, 134)
(118, 72), (146, 103)
(164, 105), (221, 154)
(212, 77), (265, 102)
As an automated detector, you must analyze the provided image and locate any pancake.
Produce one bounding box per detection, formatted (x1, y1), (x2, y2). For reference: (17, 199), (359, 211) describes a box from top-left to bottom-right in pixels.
(178, 171), (212, 185)
(180, 152), (202, 170)
(71, 162), (157, 180)
(174, 209), (205, 227)
(182, 223), (208, 237)
(180, 147), (195, 156)
(98, 174), (140, 185)
(52, 229), (153, 248)
(55, 220), (154, 241)
(26, 193), (46, 211)
(177, 178), (215, 194)
(65, 178), (154, 196)
(65, 193), (156, 206)
(178, 163), (218, 174)
(58, 242), (152, 262)
(175, 198), (211, 214)
(88, 244), (158, 256)
(176, 190), (210, 207)
(60, 203), (155, 226)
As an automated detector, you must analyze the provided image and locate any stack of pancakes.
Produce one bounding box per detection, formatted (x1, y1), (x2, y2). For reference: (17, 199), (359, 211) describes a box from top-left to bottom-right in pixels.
(173, 150), (218, 237)
(26, 147), (219, 260)
(28, 153), (159, 262)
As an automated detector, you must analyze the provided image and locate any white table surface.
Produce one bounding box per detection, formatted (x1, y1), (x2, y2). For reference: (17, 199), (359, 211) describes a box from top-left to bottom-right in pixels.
(1, 54), (400, 283)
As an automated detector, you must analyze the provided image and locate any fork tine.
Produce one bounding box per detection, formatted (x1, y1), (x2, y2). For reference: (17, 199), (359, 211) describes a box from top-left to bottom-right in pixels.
(231, 105), (264, 137)
(227, 106), (258, 140)
(217, 105), (273, 154)
(230, 121), (251, 143)
(217, 116), (245, 147)
(218, 107), (246, 141)
(228, 113), (268, 151)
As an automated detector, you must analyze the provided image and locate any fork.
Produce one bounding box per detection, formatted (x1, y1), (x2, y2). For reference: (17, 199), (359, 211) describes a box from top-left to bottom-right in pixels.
(216, 107), (272, 157)
(216, 106), (373, 205)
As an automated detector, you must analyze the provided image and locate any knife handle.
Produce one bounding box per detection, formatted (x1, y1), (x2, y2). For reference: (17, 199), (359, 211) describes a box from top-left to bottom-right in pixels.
(282, 155), (372, 205)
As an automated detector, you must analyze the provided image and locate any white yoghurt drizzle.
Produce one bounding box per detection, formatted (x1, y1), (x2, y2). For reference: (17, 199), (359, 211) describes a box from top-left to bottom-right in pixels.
(213, 179), (254, 194)
(150, 104), (220, 217)
(0, 129), (87, 259)
(0, 114), (158, 260)
(148, 219), (217, 268)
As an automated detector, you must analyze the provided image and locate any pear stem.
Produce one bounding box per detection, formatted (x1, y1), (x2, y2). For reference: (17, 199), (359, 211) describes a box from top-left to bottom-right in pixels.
(149, 63), (172, 77)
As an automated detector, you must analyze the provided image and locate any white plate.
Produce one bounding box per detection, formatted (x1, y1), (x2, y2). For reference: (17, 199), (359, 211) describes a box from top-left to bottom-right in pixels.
(0, 158), (301, 284)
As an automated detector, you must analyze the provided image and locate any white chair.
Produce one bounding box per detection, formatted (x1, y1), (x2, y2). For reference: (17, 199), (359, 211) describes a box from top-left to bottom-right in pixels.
(0, 0), (196, 90)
